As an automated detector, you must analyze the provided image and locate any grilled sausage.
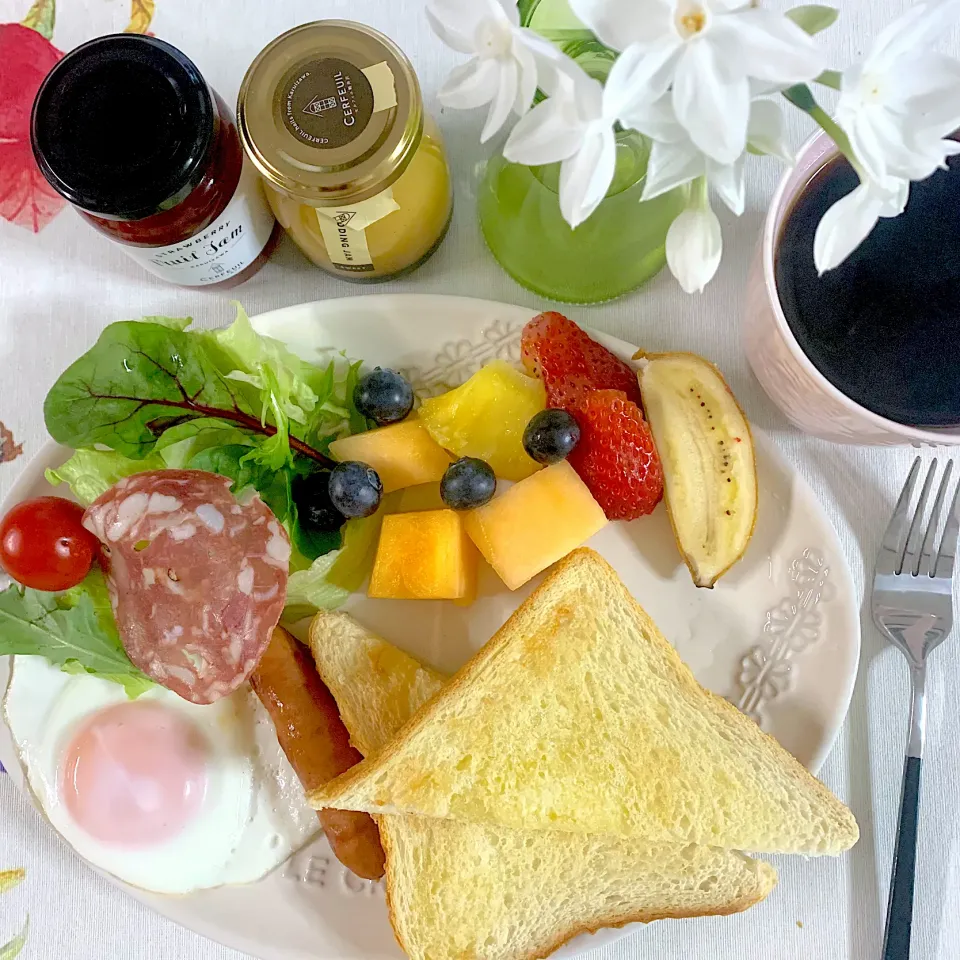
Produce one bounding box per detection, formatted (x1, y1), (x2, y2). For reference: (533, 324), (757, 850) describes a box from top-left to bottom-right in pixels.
(250, 626), (385, 881)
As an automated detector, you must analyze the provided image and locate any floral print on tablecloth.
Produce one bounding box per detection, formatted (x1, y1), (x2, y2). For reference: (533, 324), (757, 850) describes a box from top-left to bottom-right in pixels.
(0, 0), (157, 233)
(0, 868), (28, 958)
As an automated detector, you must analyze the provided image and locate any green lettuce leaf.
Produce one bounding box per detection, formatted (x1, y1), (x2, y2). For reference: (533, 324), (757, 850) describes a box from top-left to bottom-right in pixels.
(45, 449), (165, 506)
(154, 417), (257, 466)
(0, 570), (153, 698)
(43, 319), (254, 458)
(201, 304), (319, 429)
(190, 441), (297, 525)
(284, 513), (381, 621)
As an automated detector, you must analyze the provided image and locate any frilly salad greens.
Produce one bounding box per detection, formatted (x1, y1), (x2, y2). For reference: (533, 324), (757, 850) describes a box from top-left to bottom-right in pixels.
(0, 305), (380, 696)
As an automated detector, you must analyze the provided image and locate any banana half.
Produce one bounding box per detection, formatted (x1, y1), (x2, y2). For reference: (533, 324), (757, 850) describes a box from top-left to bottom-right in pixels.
(636, 352), (757, 588)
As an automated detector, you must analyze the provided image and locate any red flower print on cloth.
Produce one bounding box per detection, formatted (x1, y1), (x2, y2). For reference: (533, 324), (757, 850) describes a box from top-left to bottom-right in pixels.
(0, 22), (64, 232)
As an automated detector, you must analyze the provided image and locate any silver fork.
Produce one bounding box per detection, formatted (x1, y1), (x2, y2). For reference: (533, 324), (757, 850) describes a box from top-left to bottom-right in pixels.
(873, 457), (960, 960)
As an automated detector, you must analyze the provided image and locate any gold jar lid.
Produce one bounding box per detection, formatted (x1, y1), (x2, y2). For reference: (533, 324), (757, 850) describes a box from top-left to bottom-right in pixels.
(237, 21), (423, 206)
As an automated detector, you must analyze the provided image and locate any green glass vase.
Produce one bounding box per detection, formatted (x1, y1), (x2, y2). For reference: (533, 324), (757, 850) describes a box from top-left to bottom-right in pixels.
(478, 131), (687, 304)
(477, 21), (686, 304)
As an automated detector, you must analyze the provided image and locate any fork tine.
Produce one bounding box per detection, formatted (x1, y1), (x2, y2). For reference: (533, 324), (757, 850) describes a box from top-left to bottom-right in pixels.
(934, 472), (960, 580)
(901, 459), (938, 574)
(918, 460), (953, 576)
(877, 458), (922, 575)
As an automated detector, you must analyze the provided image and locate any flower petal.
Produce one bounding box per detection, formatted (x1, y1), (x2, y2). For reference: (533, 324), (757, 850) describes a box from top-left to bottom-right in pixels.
(481, 57), (519, 142)
(559, 124), (617, 228)
(641, 138), (704, 200)
(843, 103), (917, 183)
(613, 37), (683, 104)
(870, 0), (960, 68)
(708, 155), (745, 215)
(673, 40), (750, 164)
(512, 35), (539, 115)
(621, 92), (686, 142)
(747, 98), (793, 164)
(813, 181), (892, 273)
(493, 0), (521, 28)
(603, 41), (682, 123)
(666, 202), (723, 293)
(425, 0), (482, 53)
(519, 29), (589, 100)
(711, 7), (825, 84)
(504, 95), (587, 165)
(569, 0), (675, 51)
(438, 58), (499, 109)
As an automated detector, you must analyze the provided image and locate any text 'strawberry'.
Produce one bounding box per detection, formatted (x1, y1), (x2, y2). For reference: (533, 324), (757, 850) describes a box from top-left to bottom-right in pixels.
(568, 390), (663, 521)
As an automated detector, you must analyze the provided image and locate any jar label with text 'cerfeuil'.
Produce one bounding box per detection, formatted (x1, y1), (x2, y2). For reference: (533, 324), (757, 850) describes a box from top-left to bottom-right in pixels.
(316, 189), (401, 272)
(287, 58), (400, 271)
(122, 164), (276, 285)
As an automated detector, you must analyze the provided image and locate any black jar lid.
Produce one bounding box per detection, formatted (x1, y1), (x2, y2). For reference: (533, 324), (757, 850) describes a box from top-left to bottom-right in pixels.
(31, 34), (215, 220)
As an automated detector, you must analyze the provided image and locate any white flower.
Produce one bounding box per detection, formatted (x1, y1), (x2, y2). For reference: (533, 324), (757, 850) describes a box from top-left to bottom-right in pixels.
(569, 0), (824, 164)
(504, 52), (642, 227)
(836, 0), (960, 184)
(426, 0), (566, 142)
(666, 178), (722, 293)
(813, 176), (909, 274)
(633, 96), (792, 215)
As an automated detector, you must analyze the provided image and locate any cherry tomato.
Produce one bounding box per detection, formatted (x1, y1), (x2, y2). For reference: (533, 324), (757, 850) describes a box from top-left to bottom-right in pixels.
(0, 496), (99, 591)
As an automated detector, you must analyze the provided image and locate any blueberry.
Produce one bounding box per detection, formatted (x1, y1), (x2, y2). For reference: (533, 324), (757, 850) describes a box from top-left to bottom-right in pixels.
(354, 367), (415, 425)
(328, 462), (383, 519)
(293, 472), (345, 533)
(440, 458), (497, 510)
(523, 409), (581, 465)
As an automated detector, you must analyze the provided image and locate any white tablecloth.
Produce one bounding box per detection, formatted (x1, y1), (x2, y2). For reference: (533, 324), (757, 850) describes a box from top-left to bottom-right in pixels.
(1, 1), (959, 958)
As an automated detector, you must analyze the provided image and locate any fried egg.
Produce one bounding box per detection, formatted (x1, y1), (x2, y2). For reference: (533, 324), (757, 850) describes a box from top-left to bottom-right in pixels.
(3, 655), (318, 894)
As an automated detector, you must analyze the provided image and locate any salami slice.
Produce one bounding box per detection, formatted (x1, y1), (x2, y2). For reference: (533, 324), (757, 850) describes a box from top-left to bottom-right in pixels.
(83, 470), (290, 704)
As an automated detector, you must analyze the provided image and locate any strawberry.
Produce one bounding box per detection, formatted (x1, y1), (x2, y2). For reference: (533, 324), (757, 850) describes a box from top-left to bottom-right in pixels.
(568, 390), (663, 520)
(545, 375), (594, 410)
(521, 312), (642, 408)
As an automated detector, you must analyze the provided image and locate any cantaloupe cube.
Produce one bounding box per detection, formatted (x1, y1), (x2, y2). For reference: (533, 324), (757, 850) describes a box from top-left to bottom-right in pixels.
(329, 420), (452, 493)
(463, 461), (607, 590)
(369, 510), (477, 601)
(393, 482), (446, 513)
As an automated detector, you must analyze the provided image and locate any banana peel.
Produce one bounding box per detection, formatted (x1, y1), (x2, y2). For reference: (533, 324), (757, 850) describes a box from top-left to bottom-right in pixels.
(636, 351), (757, 588)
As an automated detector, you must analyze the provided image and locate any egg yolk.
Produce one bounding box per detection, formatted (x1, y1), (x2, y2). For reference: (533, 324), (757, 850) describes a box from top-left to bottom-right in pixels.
(60, 701), (208, 846)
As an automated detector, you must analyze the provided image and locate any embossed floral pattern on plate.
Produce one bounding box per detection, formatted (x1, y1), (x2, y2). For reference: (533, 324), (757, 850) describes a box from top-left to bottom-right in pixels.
(401, 317), (524, 398)
(737, 548), (834, 724)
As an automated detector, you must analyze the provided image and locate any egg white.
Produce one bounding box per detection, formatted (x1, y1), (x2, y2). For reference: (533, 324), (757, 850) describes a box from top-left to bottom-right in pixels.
(3, 656), (319, 894)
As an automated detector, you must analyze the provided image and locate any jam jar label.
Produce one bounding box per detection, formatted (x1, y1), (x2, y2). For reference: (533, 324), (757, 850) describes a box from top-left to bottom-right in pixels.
(122, 163), (276, 285)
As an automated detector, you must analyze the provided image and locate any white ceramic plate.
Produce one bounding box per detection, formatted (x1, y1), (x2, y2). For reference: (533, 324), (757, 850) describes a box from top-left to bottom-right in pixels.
(0, 294), (860, 960)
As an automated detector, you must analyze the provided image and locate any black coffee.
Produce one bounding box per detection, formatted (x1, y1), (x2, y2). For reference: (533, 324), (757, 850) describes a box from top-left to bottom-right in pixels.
(775, 154), (960, 427)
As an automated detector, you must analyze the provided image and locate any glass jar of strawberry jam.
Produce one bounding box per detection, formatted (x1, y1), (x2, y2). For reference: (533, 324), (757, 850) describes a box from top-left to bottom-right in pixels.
(31, 35), (278, 288)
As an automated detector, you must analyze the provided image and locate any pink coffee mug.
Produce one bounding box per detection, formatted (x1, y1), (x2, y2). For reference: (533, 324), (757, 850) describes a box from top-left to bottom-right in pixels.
(743, 129), (960, 446)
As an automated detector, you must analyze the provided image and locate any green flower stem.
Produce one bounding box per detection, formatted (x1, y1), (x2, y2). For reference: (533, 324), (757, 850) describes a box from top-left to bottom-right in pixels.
(782, 83), (865, 179)
(690, 175), (709, 210)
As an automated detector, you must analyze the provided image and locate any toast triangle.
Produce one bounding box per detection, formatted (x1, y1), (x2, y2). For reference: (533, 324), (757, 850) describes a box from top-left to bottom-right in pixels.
(310, 550), (857, 855)
(309, 611), (778, 960)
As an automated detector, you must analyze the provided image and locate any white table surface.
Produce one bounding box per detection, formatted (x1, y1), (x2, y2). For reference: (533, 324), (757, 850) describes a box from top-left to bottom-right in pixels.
(1, 1), (959, 958)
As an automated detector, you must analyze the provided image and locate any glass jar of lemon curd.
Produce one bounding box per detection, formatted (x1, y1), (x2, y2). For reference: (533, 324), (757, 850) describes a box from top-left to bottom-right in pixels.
(238, 21), (452, 281)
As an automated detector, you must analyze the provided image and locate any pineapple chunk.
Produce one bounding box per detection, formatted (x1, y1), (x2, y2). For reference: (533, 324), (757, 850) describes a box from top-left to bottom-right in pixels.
(369, 510), (477, 601)
(418, 360), (545, 482)
(463, 461), (607, 591)
(329, 420), (451, 494)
